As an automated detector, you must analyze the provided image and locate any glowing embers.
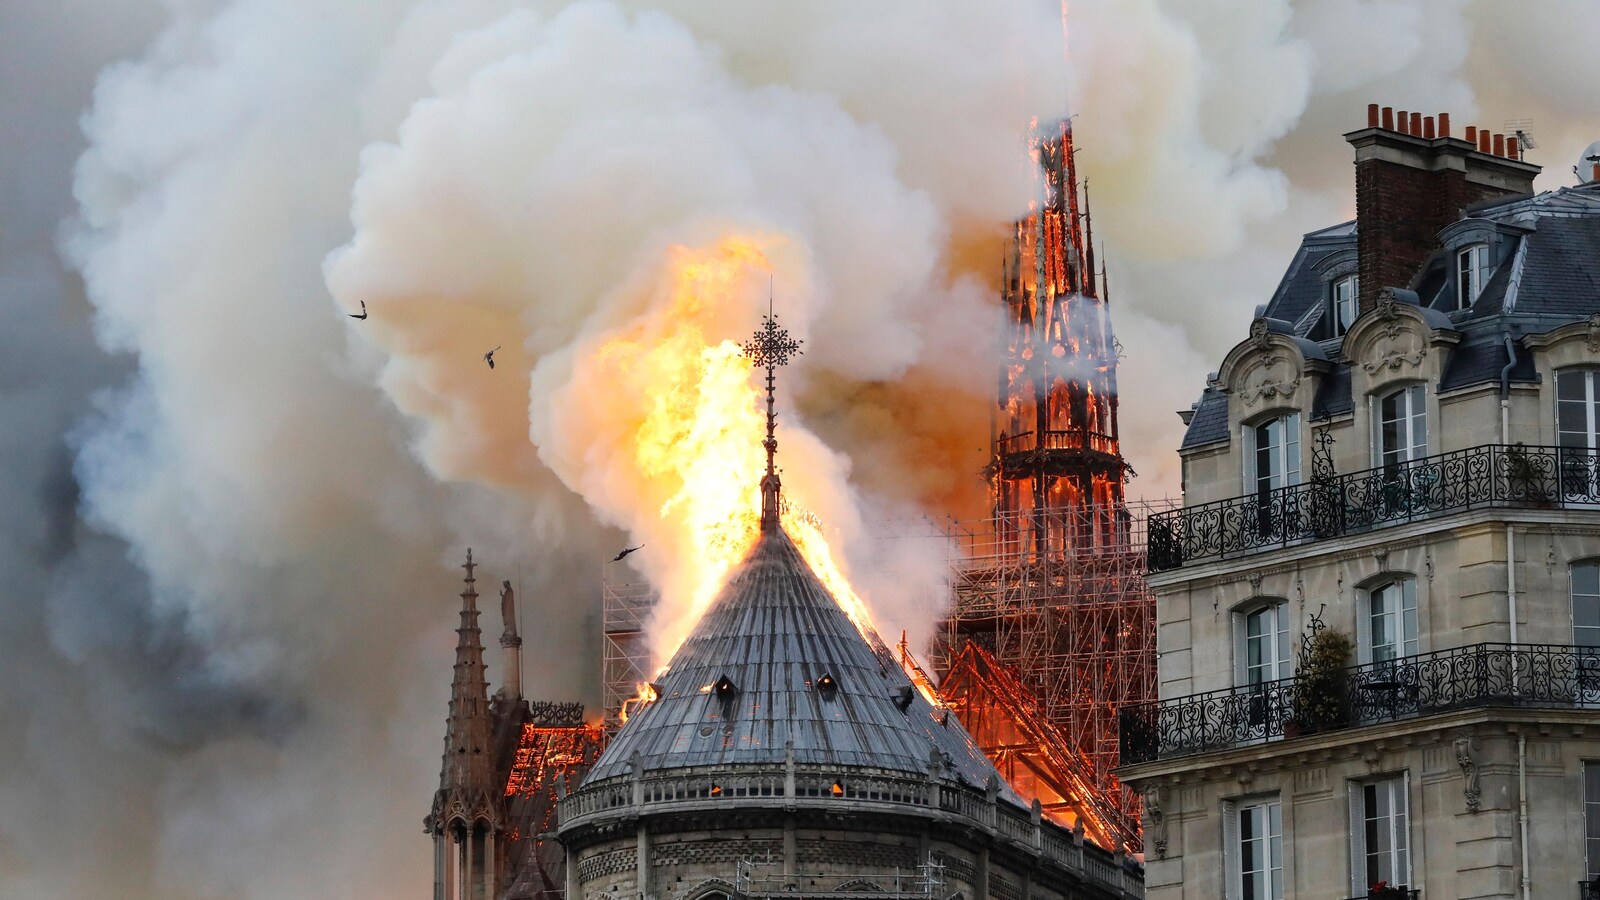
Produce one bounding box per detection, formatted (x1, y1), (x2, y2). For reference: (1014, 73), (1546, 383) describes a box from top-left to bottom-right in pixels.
(713, 675), (738, 702)
(830, 780), (845, 797)
(814, 673), (838, 700)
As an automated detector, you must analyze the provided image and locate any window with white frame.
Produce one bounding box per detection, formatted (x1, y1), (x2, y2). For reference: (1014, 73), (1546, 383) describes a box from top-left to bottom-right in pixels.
(1244, 414), (1301, 496)
(1456, 243), (1489, 309)
(1238, 602), (1292, 687)
(1350, 775), (1410, 895)
(1331, 273), (1358, 337)
(1585, 763), (1600, 882)
(1224, 797), (1284, 900)
(1362, 579), (1418, 663)
(1375, 384), (1428, 469)
(1575, 562), (1600, 650)
(1558, 369), (1600, 451)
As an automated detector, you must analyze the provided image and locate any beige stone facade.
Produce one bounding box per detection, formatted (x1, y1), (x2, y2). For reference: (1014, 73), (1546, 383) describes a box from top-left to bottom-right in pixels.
(1120, 116), (1600, 900)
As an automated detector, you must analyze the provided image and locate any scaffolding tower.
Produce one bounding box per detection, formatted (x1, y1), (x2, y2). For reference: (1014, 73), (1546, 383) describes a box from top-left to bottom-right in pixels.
(602, 574), (657, 732)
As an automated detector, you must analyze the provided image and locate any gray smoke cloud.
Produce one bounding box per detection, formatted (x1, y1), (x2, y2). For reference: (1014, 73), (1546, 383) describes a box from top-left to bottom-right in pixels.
(2, 1), (1598, 897)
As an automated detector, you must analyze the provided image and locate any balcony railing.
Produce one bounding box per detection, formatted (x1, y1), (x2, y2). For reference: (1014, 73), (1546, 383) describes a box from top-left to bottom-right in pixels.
(1148, 443), (1600, 571)
(1119, 642), (1600, 765)
(996, 428), (1119, 457)
(1580, 878), (1600, 900)
(1350, 891), (1418, 900)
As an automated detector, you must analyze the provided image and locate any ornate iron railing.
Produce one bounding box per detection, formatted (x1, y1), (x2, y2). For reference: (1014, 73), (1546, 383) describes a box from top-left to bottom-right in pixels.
(997, 428), (1119, 457)
(1148, 443), (1600, 571)
(1120, 643), (1600, 764)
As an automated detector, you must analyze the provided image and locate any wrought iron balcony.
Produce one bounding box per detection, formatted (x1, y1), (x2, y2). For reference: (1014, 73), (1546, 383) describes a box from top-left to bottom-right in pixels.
(1119, 642), (1600, 765)
(1148, 443), (1600, 571)
(1581, 878), (1600, 900)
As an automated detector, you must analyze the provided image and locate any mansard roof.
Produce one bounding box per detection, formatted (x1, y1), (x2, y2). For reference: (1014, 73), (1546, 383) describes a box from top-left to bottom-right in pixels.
(584, 526), (1005, 790)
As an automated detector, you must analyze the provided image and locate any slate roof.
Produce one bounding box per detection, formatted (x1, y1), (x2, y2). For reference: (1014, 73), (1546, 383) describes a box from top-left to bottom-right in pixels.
(585, 527), (1007, 790)
(1180, 387), (1229, 450)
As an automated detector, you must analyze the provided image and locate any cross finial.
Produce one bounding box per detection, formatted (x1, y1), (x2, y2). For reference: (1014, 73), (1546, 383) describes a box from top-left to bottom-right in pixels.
(742, 305), (802, 531)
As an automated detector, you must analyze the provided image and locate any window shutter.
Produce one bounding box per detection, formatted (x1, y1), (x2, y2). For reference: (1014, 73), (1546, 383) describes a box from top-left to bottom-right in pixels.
(1356, 588), (1372, 665)
(1233, 611), (1247, 687)
(1285, 414), (1301, 486)
(1222, 799), (1241, 900)
(1242, 423), (1257, 492)
(1275, 605), (1290, 679)
(1348, 781), (1366, 897)
(1402, 580), (1419, 657)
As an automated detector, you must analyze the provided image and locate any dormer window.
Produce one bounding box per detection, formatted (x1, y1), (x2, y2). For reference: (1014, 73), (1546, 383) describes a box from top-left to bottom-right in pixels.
(1456, 243), (1489, 309)
(1331, 274), (1358, 337)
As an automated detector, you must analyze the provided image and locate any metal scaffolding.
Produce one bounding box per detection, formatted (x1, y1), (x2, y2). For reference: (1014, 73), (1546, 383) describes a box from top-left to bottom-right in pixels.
(932, 499), (1173, 851)
(601, 574), (656, 733)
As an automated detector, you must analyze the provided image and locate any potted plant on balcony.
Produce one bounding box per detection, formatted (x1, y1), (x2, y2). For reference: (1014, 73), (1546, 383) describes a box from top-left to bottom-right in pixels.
(1368, 880), (1406, 899)
(1289, 614), (1353, 735)
(1505, 442), (1554, 505)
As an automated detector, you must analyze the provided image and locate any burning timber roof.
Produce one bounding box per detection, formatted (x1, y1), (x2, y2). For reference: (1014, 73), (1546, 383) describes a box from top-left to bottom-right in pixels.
(584, 526), (1009, 790)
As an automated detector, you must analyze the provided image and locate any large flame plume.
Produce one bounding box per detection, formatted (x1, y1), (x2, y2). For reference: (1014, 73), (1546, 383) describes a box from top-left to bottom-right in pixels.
(543, 234), (875, 666)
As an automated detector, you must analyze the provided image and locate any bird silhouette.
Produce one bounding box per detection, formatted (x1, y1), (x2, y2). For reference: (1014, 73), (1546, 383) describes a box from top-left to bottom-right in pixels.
(484, 346), (500, 369)
(348, 300), (367, 320)
(612, 544), (643, 562)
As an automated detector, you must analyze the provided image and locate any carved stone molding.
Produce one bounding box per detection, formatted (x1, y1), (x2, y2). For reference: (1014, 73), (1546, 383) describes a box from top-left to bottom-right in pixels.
(1144, 785), (1168, 858)
(1361, 317), (1428, 375)
(1238, 353), (1300, 409)
(1455, 737), (1481, 813)
(1587, 313), (1600, 353)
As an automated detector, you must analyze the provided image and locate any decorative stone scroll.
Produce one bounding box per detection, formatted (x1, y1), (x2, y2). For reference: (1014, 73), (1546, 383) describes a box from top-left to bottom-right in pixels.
(1143, 784), (1168, 858)
(1455, 737), (1481, 813)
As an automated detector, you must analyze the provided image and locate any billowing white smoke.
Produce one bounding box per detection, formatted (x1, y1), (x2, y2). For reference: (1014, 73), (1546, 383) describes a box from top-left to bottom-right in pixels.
(4, 0), (1598, 897)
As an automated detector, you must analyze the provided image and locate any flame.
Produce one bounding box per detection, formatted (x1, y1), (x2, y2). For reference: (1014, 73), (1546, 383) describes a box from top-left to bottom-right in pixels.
(618, 681), (659, 724)
(572, 234), (877, 671)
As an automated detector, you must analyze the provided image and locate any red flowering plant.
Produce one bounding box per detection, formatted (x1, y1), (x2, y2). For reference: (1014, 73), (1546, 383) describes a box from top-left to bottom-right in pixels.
(1369, 880), (1406, 899)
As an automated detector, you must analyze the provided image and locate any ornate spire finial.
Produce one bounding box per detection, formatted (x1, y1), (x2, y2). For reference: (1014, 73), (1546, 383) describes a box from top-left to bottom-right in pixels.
(742, 296), (802, 532)
(462, 547), (476, 587)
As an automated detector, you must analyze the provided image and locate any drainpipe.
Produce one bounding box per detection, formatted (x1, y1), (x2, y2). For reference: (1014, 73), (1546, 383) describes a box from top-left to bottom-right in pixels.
(1501, 328), (1531, 900)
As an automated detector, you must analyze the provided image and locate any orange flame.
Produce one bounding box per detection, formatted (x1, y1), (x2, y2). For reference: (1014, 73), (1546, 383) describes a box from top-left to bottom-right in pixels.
(575, 234), (876, 670)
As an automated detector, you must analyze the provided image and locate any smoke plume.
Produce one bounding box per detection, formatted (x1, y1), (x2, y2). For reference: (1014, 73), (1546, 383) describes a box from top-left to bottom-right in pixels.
(1, 1), (1597, 897)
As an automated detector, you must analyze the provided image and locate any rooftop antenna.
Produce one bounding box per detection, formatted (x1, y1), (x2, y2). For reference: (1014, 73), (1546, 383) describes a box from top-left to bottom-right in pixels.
(742, 279), (802, 532)
(1505, 119), (1537, 161)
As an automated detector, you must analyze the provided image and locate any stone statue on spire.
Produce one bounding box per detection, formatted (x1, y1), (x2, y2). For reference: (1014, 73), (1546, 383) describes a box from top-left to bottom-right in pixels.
(741, 307), (802, 532)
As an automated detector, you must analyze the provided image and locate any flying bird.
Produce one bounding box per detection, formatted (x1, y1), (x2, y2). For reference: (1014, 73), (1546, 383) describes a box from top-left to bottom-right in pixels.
(612, 545), (643, 562)
(484, 346), (500, 369)
(348, 300), (367, 320)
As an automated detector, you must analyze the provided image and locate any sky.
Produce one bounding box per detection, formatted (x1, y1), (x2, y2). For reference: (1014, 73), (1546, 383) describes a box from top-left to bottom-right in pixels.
(2, 1), (1598, 897)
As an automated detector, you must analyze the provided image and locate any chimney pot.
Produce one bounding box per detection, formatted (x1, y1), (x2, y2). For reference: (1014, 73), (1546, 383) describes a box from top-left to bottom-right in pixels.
(1465, 125), (1477, 144)
(1423, 116), (1436, 139)
(1397, 110), (1410, 134)
(1493, 133), (1506, 157)
(1479, 130), (1492, 153)
(1382, 107), (1395, 131)
(1410, 112), (1422, 135)
(1439, 113), (1452, 138)
(1368, 103), (1380, 127)
(1507, 135), (1519, 159)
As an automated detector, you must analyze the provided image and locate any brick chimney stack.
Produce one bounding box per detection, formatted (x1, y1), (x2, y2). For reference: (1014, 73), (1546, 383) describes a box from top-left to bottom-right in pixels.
(1346, 104), (1540, 314)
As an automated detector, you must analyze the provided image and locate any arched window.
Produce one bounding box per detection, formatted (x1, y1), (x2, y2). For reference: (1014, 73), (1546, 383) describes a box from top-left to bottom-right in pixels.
(1456, 243), (1489, 309)
(1235, 601), (1292, 688)
(1359, 578), (1418, 663)
(1374, 384), (1427, 469)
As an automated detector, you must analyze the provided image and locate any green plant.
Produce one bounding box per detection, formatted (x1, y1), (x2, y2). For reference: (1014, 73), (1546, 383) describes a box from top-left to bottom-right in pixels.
(1291, 625), (1353, 733)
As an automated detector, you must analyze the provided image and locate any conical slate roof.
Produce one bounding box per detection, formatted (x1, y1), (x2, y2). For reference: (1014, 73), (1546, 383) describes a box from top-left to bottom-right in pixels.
(585, 526), (1005, 788)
